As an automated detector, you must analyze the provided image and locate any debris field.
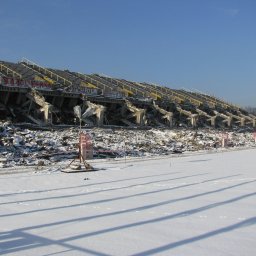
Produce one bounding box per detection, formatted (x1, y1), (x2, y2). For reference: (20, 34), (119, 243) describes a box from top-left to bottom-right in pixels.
(0, 121), (255, 169)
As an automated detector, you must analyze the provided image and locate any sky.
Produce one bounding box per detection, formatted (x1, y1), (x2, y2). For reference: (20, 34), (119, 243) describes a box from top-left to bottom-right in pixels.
(0, 0), (255, 107)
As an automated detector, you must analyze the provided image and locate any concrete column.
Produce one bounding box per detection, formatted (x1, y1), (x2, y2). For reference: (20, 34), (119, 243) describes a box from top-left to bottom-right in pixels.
(43, 104), (52, 124)
(28, 100), (33, 113)
(164, 113), (173, 127)
(190, 114), (198, 127)
(16, 93), (23, 105)
(3, 92), (10, 105)
(252, 119), (256, 127)
(227, 116), (232, 127)
(134, 109), (146, 126)
(210, 116), (216, 127)
(95, 105), (106, 126)
(240, 117), (245, 127)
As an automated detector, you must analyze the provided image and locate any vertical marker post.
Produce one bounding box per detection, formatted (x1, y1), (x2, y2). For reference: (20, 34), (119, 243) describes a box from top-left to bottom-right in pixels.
(80, 132), (93, 160)
(221, 133), (228, 148)
(253, 132), (256, 143)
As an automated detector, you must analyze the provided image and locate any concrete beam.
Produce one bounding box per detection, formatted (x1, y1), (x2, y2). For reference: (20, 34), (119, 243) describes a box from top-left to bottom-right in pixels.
(82, 101), (106, 126)
(176, 106), (198, 127)
(214, 111), (232, 127)
(26, 114), (44, 126)
(196, 108), (217, 127)
(236, 112), (256, 127)
(124, 100), (147, 126)
(153, 101), (173, 127)
(225, 111), (246, 127)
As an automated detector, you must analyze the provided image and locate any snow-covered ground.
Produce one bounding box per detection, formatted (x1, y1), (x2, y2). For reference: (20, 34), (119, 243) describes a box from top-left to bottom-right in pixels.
(0, 149), (256, 256)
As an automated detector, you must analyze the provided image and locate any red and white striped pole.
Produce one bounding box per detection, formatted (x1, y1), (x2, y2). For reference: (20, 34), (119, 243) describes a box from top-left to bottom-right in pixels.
(79, 132), (93, 161)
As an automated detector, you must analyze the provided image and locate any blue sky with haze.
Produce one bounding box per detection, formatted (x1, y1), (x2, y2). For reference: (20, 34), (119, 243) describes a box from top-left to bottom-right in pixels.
(0, 0), (255, 106)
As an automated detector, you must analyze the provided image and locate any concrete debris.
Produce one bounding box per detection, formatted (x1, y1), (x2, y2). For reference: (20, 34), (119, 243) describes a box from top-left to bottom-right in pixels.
(26, 89), (55, 124)
(81, 101), (106, 126)
(0, 121), (255, 169)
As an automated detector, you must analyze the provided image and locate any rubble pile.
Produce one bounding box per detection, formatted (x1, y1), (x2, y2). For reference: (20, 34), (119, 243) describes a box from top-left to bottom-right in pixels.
(0, 121), (255, 168)
(92, 128), (255, 157)
(0, 122), (78, 168)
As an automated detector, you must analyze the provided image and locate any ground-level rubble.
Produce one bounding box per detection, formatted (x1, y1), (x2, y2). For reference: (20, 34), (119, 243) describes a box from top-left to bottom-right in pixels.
(0, 121), (255, 169)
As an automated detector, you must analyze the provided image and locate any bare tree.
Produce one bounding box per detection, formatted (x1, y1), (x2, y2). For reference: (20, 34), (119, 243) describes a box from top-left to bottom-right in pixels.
(245, 106), (256, 115)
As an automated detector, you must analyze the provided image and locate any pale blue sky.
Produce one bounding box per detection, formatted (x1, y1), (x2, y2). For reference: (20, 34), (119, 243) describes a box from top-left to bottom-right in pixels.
(0, 0), (255, 106)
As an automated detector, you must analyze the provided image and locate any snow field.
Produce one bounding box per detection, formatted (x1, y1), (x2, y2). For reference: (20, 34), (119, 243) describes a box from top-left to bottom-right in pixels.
(0, 149), (256, 255)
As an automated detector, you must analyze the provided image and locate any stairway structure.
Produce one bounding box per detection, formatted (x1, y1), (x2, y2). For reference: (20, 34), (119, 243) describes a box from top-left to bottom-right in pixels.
(1, 58), (254, 128)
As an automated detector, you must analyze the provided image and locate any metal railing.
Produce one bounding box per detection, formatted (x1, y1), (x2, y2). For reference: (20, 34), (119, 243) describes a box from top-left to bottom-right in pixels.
(0, 64), (22, 78)
(76, 72), (112, 91)
(21, 58), (72, 86)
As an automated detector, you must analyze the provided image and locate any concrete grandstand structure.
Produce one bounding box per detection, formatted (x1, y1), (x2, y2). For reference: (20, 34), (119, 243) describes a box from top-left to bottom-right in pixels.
(0, 58), (255, 128)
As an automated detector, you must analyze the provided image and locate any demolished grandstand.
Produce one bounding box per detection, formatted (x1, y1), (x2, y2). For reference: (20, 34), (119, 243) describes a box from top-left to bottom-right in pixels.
(1, 58), (255, 128)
